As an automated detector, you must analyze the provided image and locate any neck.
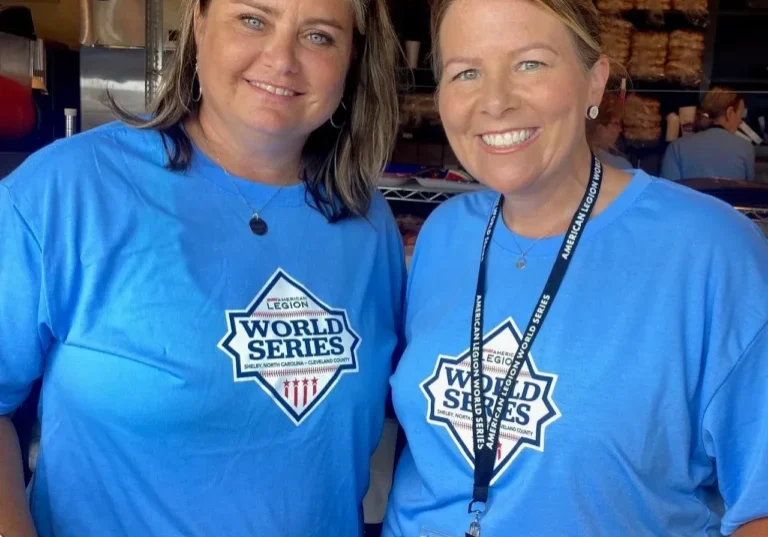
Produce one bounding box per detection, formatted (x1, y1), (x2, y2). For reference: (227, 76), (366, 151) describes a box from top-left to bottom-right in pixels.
(187, 105), (304, 186)
(713, 117), (732, 132)
(502, 142), (594, 238)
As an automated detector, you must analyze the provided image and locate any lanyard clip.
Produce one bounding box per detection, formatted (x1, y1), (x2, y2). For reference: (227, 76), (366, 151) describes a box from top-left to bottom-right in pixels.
(467, 510), (482, 537)
(466, 499), (486, 537)
(467, 499), (487, 515)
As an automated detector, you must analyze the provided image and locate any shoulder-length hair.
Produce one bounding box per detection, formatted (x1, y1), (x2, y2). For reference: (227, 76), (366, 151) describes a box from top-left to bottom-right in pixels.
(113, 0), (400, 222)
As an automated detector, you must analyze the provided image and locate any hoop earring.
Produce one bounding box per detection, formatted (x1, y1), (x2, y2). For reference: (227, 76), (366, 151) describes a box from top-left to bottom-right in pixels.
(587, 105), (599, 120)
(192, 62), (202, 103)
(330, 101), (347, 129)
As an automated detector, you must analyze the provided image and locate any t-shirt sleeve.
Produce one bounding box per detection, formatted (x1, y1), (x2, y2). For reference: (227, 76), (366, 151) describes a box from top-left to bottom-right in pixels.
(0, 183), (51, 416)
(702, 322), (768, 535)
(660, 143), (681, 181)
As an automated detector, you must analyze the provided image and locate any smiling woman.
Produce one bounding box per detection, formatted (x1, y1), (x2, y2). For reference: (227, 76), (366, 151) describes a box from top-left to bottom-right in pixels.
(115, 0), (399, 221)
(0, 0), (406, 535)
(383, 0), (768, 536)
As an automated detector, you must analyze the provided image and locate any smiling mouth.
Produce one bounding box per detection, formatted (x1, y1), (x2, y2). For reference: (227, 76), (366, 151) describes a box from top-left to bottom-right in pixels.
(248, 81), (301, 97)
(480, 128), (539, 149)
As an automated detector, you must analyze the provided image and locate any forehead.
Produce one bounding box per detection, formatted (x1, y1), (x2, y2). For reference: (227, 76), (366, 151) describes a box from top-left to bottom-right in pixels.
(439, 0), (572, 55)
(215, 0), (358, 21)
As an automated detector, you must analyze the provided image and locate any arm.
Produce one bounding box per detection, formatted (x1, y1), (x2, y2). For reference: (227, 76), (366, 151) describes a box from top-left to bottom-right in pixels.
(0, 415), (37, 537)
(703, 323), (768, 536)
(0, 183), (51, 537)
(733, 518), (768, 537)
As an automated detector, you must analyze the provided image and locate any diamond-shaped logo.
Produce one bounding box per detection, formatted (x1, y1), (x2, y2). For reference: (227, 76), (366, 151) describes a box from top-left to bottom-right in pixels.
(421, 318), (560, 483)
(219, 269), (361, 425)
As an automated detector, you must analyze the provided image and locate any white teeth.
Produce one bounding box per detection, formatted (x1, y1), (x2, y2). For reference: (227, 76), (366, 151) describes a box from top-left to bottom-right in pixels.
(252, 82), (298, 97)
(482, 129), (536, 148)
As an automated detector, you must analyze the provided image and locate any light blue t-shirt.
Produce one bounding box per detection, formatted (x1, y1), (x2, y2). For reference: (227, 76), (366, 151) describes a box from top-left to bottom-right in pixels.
(596, 148), (633, 170)
(0, 122), (405, 537)
(384, 171), (768, 537)
(661, 127), (755, 181)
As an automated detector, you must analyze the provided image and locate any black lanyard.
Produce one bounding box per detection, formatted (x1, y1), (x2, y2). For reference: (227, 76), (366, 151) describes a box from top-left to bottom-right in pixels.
(467, 154), (604, 524)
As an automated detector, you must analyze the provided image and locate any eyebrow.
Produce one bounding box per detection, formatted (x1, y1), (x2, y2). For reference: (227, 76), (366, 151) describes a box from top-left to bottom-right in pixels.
(232, 0), (278, 14)
(443, 57), (481, 70)
(443, 42), (560, 69)
(231, 0), (346, 31)
(303, 17), (347, 32)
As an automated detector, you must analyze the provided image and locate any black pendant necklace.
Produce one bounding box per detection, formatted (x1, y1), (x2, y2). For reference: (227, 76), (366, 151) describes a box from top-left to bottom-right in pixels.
(248, 214), (268, 236)
(198, 126), (291, 237)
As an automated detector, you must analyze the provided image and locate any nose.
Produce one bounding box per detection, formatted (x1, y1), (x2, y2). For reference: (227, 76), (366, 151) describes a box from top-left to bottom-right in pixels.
(261, 29), (300, 75)
(479, 72), (520, 118)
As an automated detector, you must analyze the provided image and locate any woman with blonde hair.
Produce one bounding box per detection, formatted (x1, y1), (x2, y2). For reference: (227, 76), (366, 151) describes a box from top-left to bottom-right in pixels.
(662, 87), (754, 180)
(0, 0), (405, 535)
(384, 0), (768, 536)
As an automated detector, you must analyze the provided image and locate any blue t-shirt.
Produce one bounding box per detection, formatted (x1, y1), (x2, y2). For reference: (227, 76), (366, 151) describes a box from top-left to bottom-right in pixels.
(661, 128), (755, 181)
(384, 171), (768, 537)
(0, 122), (405, 537)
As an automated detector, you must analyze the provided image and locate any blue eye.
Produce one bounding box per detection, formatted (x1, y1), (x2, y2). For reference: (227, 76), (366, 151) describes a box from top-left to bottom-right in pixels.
(240, 15), (264, 29)
(307, 32), (332, 46)
(454, 69), (480, 81)
(518, 60), (543, 72)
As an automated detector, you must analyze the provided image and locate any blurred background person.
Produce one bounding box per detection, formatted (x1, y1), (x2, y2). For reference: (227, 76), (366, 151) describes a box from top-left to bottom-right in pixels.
(662, 87), (754, 181)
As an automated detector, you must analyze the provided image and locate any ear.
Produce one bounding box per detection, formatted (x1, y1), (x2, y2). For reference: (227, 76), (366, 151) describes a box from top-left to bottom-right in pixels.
(587, 55), (611, 110)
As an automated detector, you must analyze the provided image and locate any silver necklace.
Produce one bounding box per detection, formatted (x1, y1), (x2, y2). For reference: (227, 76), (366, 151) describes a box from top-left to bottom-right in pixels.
(509, 234), (548, 269)
(507, 218), (563, 270)
(200, 131), (294, 236)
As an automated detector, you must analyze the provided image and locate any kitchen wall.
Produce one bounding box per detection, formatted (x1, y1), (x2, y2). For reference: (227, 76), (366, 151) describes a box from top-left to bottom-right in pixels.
(16, 0), (81, 48)
(13, 0), (182, 49)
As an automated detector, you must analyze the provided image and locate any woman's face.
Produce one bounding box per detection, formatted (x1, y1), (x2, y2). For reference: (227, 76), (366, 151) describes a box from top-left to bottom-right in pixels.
(194, 0), (354, 142)
(437, 0), (608, 194)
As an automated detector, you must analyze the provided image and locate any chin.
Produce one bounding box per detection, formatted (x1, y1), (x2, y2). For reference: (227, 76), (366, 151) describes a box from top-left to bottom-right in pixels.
(466, 159), (543, 195)
(240, 111), (299, 135)
(477, 173), (538, 195)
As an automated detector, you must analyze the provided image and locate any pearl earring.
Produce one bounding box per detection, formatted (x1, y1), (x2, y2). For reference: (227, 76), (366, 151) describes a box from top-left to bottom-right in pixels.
(587, 105), (599, 120)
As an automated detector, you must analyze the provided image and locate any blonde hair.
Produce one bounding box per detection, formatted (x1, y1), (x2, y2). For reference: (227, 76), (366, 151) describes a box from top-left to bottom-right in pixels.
(430, 0), (604, 82)
(113, 0), (400, 222)
(696, 86), (743, 131)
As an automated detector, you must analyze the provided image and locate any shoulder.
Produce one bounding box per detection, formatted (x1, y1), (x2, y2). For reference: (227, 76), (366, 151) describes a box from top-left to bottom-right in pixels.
(635, 172), (767, 259)
(368, 190), (395, 219)
(420, 189), (497, 236)
(407, 189), (496, 267)
(733, 134), (755, 155)
(366, 190), (400, 233)
(2, 122), (169, 232)
(3, 122), (165, 200)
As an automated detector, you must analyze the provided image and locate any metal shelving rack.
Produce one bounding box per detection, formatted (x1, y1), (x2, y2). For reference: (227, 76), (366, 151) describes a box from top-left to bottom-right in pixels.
(736, 207), (768, 224)
(382, 185), (768, 234)
(379, 184), (460, 204)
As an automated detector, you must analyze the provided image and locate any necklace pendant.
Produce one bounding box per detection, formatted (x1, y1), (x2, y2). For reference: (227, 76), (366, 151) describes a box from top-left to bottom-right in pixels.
(516, 256), (527, 269)
(249, 214), (268, 236)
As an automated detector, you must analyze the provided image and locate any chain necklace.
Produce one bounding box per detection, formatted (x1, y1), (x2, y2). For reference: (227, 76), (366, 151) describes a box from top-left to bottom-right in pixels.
(506, 214), (566, 269)
(199, 130), (296, 236)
